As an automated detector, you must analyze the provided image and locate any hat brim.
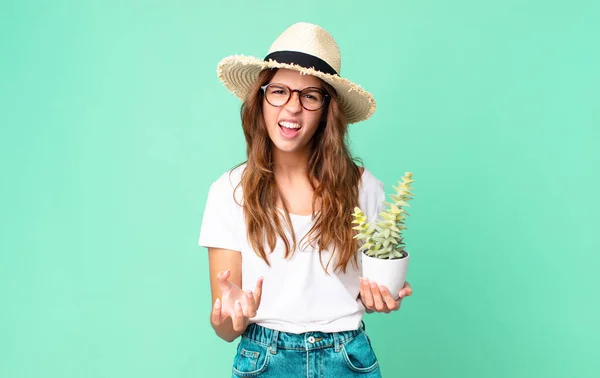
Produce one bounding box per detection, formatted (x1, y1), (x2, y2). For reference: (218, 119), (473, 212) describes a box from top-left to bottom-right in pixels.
(217, 55), (376, 124)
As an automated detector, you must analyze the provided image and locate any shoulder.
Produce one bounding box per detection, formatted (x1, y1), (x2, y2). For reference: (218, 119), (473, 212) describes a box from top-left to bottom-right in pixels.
(359, 166), (385, 194)
(211, 163), (245, 188)
(358, 166), (386, 222)
(208, 163), (246, 204)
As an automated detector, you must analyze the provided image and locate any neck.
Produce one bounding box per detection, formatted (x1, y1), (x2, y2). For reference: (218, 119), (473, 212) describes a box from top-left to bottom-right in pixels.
(272, 148), (310, 181)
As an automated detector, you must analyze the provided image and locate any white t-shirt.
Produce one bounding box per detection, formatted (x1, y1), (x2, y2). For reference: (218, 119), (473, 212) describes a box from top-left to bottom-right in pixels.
(198, 163), (386, 334)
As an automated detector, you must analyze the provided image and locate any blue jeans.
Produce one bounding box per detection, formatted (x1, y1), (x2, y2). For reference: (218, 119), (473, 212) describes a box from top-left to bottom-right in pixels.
(231, 322), (381, 377)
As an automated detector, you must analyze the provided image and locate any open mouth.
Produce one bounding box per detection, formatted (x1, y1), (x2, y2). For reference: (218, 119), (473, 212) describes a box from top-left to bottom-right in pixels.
(278, 121), (302, 138)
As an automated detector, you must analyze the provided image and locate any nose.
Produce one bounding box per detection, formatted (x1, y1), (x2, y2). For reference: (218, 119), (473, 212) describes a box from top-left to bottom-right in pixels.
(283, 91), (302, 113)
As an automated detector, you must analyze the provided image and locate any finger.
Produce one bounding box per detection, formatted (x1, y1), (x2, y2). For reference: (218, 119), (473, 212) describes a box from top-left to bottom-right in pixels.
(253, 276), (264, 304)
(218, 270), (233, 284)
(379, 285), (399, 311)
(232, 300), (245, 332)
(369, 280), (388, 312)
(217, 269), (231, 281)
(217, 270), (233, 291)
(358, 277), (366, 301)
(245, 291), (257, 318)
(359, 281), (366, 308)
(360, 277), (374, 308)
(211, 298), (223, 326)
(398, 281), (413, 299)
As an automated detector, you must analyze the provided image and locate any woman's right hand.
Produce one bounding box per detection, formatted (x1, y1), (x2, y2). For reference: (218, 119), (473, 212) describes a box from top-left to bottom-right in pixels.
(211, 270), (264, 332)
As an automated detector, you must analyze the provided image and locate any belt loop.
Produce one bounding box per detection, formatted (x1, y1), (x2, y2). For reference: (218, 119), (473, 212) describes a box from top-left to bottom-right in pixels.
(333, 332), (341, 353)
(270, 330), (279, 355)
(361, 320), (366, 332)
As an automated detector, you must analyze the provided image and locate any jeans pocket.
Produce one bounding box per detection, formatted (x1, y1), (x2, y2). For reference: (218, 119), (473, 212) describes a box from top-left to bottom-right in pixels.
(340, 331), (380, 374)
(232, 337), (271, 377)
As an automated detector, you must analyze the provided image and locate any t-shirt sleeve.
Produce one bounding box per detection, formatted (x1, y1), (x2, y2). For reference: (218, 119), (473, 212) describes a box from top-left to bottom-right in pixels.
(197, 176), (243, 252)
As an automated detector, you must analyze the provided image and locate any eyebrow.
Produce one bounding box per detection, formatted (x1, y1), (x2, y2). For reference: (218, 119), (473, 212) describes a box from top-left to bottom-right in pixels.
(269, 83), (325, 91)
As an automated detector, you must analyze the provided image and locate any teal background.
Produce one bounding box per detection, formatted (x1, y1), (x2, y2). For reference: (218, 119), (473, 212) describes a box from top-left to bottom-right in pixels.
(1, 0), (599, 377)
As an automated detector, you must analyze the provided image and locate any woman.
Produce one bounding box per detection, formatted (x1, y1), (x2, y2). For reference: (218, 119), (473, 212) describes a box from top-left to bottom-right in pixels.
(199, 22), (412, 377)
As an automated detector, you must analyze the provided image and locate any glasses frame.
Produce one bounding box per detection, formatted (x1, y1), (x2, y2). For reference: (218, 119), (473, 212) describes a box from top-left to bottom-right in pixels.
(260, 83), (330, 111)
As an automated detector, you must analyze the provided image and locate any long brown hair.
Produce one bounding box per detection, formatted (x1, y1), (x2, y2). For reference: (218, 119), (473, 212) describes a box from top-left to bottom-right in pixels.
(234, 68), (363, 274)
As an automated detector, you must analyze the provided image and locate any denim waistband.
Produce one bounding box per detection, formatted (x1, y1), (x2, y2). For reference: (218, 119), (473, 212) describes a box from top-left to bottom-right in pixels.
(242, 322), (366, 353)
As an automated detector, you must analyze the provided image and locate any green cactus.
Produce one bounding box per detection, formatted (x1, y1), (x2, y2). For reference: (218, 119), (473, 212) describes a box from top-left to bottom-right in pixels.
(352, 172), (414, 260)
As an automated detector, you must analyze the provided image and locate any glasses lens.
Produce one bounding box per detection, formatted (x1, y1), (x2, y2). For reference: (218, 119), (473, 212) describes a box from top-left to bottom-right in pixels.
(300, 88), (325, 110)
(265, 84), (290, 106)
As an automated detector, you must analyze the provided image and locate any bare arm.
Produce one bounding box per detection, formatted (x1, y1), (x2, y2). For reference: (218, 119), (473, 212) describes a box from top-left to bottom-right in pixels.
(208, 247), (243, 342)
(208, 247), (263, 342)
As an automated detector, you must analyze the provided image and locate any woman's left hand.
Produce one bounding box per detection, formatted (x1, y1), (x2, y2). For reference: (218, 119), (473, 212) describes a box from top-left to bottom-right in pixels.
(359, 277), (412, 313)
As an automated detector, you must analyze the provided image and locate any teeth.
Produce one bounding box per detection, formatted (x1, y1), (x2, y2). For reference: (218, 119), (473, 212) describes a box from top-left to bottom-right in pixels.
(279, 121), (301, 129)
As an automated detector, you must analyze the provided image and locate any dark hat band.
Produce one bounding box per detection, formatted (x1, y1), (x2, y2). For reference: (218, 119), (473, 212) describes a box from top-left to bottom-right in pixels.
(264, 51), (338, 76)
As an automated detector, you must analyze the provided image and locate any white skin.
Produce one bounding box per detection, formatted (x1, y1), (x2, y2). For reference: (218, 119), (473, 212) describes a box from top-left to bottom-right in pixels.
(209, 69), (412, 341)
(262, 69), (325, 169)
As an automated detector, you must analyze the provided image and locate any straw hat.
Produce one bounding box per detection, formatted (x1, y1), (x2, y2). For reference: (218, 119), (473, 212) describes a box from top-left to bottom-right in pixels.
(217, 22), (376, 124)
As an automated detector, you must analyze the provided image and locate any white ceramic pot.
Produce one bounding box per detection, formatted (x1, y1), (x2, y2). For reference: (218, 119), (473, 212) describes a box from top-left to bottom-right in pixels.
(361, 251), (410, 300)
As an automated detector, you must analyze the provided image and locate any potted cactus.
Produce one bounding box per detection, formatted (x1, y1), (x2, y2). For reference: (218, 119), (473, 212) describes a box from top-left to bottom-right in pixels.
(353, 172), (414, 300)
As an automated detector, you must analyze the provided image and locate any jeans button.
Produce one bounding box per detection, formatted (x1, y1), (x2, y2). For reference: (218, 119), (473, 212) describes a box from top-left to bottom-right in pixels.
(308, 336), (316, 343)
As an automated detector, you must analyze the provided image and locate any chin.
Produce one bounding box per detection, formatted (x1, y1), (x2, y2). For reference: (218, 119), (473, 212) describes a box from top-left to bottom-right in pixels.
(273, 144), (299, 153)
(272, 140), (306, 154)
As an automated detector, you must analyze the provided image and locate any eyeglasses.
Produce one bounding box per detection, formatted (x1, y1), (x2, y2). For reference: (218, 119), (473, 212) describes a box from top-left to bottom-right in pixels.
(260, 83), (330, 111)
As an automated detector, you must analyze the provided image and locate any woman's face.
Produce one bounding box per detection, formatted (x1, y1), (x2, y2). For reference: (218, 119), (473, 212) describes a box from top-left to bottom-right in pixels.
(262, 69), (326, 155)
